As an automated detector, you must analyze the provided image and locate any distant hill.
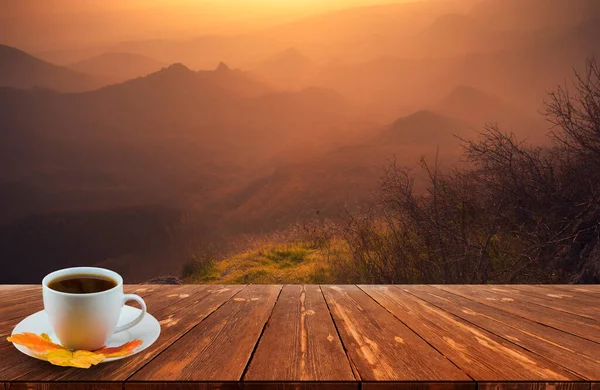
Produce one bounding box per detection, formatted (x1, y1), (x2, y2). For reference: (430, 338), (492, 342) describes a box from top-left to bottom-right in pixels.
(310, 56), (462, 120)
(435, 86), (533, 125)
(68, 52), (166, 82)
(220, 111), (469, 232)
(382, 110), (470, 146)
(0, 44), (104, 92)
(250, 48), (319, 89)
(197, 62), (277, 98)
(111, 35), (286, 70)
(307, 15), (600, 122)
(436, 86), (507, 117)
(0, 62), (359, 222)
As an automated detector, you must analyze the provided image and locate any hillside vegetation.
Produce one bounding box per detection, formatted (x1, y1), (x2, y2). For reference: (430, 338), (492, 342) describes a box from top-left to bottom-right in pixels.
(182, 241), (336, 284)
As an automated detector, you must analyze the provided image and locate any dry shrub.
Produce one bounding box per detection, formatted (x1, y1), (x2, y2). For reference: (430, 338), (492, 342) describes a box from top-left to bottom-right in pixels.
(336, 58), (600, 284)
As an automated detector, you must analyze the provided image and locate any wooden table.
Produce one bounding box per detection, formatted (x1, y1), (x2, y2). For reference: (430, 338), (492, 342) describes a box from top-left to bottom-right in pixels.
(0, 285), (599, 389)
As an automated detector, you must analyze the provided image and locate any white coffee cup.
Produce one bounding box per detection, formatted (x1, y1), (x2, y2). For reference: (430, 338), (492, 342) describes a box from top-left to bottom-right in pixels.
(42, 267), (146, 351)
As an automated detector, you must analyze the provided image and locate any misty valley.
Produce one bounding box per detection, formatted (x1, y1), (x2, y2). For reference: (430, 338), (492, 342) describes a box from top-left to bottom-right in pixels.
(1, 0), (599, 284)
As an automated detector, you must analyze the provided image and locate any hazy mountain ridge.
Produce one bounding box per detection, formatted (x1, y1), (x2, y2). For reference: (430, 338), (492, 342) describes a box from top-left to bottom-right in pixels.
(0, 44), (106, 92)
(0, 61), (363, 223)
(68, 51), (166, 82)
(221, 110), (470, 231)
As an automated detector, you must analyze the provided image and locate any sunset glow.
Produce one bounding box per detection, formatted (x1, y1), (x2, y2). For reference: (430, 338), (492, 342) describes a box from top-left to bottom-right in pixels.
(0, 0), (402, 51)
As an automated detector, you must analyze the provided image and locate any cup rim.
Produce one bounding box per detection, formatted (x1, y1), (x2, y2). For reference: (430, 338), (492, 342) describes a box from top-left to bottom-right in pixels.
(42, 267), (123, 297)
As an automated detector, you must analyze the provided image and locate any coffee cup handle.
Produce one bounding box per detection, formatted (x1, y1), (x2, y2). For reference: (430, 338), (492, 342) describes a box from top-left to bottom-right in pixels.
(114, 294), (147, 333)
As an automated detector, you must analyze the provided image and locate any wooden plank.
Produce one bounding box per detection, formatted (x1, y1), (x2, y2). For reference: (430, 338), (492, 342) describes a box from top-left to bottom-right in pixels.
(437, 285), (600, 343)
(483, 285), (600, 320)
(361, 285), (580, 381)
(3, 383), (122, 390)
(124, 284), (167, 298)
(0, 285), (39, 300)
(362, 383), (474, 390)
(507, 285), (600, 318)
(506, 284), (600, 299)
(478, 383), (590, 390)
(0, 316), (28, 339)
(124, 285), (202, 314)
(0, 288), (43, 322)
(401, 286), (600, 381)
(13, 285), (243, 382)
(544, 285), (600, 295)
(129, 285), (282, 382)
(320, 285), (472, 382)
(244, 383), (357, 390)
(245, 285), (355, 382)
(126, 382), (243, 390)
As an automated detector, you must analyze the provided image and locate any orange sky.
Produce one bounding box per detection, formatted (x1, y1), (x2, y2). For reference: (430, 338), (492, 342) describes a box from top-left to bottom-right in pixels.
(0, 0), (409, 51)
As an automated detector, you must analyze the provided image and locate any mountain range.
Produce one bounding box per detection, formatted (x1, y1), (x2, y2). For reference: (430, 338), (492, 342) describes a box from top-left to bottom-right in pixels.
(68, 52), (166, 82)
(0, 44), (105, 92)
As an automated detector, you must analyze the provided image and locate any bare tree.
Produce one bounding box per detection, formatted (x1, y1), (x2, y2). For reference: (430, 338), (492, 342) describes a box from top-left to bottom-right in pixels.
(337, 59), (600, 284)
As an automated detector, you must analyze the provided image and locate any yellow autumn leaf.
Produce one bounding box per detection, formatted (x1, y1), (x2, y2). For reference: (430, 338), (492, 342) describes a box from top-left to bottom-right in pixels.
(46, 349), (105, 369)
(8, 332), (143, 368)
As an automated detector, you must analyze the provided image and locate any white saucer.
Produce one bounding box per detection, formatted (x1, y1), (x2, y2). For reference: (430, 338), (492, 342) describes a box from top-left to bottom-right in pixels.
(11, 306), (161, 363)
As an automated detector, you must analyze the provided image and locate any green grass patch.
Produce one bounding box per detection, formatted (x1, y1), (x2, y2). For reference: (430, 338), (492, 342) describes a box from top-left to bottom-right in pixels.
(183, 241), (339, 284)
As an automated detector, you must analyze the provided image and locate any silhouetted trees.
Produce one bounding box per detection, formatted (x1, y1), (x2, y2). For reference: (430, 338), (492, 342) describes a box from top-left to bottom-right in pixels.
(336, 59), (600, 284)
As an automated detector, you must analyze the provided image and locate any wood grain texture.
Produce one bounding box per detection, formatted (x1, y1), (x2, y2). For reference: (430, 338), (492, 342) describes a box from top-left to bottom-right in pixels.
(0, 285), (597, 387)
(0, 285), (39, 299)
(245, 285), (355, 382)
(478, 383), (590, 390)
(3, 383), (122, 390)
(0, 287), (43, 322)
(361, 285), (580, 381)
(130, 285), (282, 382)
(126, 383), (243, 390)
(499, 285), (600, 320)
(437, 285), (600, 343)
(404, 285), (600, 381)
(321, 285), (471, 382)
(361, 383), (475, 390)
(545, 285), (600, 295)
(244, 383), (358, 390)
(15, 285), (244, 382)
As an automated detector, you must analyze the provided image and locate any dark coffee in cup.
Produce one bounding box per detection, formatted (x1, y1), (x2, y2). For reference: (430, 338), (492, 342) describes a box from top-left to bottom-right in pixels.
(48, 274), (118, 294)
